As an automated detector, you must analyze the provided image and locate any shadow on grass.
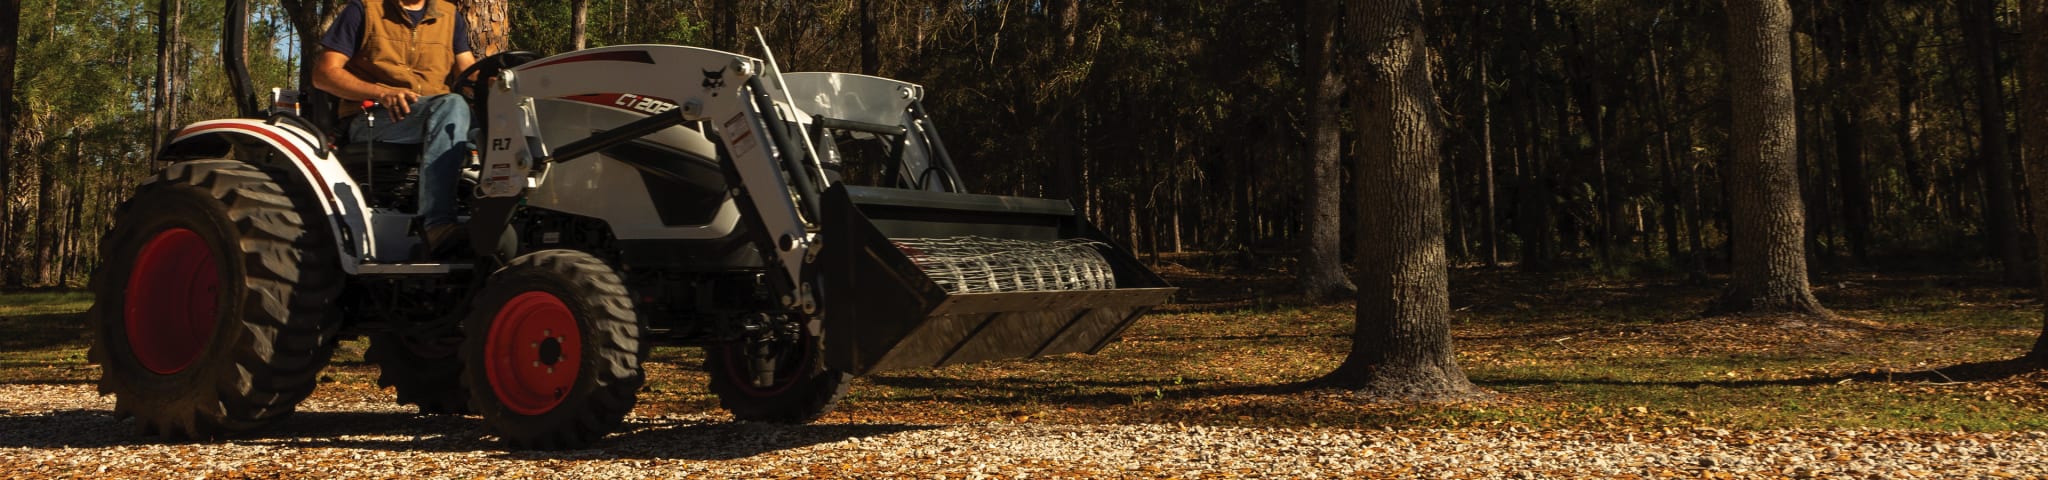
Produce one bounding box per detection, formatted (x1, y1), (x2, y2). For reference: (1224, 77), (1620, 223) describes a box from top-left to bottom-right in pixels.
(0, 312), (91, 352)
(0, 408), (930, 460)
(1482, 357), (2046, 390)
(864, 374), (1320, 407)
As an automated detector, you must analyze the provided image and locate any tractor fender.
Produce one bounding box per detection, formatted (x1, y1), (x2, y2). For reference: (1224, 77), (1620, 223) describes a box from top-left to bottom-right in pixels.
(160, 119), (373, 274)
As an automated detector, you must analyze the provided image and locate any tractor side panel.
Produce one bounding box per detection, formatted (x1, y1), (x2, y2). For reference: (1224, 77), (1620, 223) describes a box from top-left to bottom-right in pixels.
(526, 97), (742, 241)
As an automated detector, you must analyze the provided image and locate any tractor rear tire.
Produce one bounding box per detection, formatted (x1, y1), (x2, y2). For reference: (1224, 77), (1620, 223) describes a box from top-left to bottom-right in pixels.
(462, 250), (643, 450)
(365, 331), (470, 415)
(87, 159), (344, 439)
(705, 321), (852, 423)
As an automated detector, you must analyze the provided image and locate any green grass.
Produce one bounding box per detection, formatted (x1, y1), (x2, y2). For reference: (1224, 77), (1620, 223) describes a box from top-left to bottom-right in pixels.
(0, 292), (95, 385)
(5, 266), (2045, 433)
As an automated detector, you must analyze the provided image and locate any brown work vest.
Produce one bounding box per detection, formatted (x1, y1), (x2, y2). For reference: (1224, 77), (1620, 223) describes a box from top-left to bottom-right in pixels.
(340, 0), (458, 117)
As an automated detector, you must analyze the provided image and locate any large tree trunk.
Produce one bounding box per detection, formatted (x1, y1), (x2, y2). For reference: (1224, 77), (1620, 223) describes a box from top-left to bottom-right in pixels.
(2015, 0), (2048, 362)
(1966, 0), (2025, 282)
(1321, 0), (1482, 401)
(1716, 0), (1829, 316)
(463, 0), (509, 57)
(0, 0), (16, 279)
(1296, 0), (1355, 300)
(224, 0), (261, 117)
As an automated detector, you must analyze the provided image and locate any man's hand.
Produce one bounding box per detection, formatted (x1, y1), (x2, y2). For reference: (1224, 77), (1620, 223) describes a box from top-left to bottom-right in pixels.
(379, 89), (422, 120)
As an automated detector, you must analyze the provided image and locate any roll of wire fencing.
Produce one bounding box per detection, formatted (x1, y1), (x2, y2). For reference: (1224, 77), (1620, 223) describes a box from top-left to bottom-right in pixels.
(891, 236), (1118, 294)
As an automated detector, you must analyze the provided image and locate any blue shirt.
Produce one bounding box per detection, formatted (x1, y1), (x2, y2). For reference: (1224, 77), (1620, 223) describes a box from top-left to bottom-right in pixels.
(320, 0), (473, 58)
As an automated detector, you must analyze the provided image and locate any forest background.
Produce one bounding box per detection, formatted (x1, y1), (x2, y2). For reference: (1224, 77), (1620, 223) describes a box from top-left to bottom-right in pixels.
(0, 0), (2035, 295)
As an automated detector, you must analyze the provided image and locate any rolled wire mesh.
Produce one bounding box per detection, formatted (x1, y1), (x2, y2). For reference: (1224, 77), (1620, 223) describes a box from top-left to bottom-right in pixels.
(891, 236), (1118, 294)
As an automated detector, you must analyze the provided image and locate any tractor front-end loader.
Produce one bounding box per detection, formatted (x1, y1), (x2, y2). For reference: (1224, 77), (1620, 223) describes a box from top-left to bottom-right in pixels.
(90, 42), (1172, 450)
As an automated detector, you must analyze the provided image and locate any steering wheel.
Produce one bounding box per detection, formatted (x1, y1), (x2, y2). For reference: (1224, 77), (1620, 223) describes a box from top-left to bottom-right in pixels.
(454, 50), (543, 104)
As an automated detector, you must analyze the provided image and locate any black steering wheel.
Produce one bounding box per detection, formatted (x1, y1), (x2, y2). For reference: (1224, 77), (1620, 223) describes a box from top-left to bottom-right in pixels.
(455, 50), (544, 105)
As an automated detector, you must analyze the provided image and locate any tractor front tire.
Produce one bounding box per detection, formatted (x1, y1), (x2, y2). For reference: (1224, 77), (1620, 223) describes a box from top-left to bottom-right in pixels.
(705, 321), (851, 424)
(462, 250), (643, 450)
(87, 159), (343, 439)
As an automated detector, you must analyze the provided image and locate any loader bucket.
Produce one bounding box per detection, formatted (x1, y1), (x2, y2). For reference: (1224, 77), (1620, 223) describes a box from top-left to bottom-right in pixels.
(818, 185), (1176, 376)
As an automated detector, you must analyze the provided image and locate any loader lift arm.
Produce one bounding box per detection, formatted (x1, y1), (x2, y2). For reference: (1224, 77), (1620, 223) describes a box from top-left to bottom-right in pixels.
(470, 45), (827, 312)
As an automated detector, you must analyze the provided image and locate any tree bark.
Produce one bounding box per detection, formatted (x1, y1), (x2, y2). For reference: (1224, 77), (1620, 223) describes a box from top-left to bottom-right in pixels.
(1479, 51), (1499, 267)
(1297, 0), (1355, 300)
(1322, 0), (1482, 401)
(859, 0), (879, 75)
(1716, 0), (1830, 316)
(463, 0), (509, 57)
(0, 0), (16, 280)
(2014, 0), (2048, 362)
(1965, 0), (2025, 282)
(223, 0), (261, 118)
(276, 0), (337, 128)
(33, 147), (52, 285)
(1973, 3), (2024, 279)
(1893, 15), (1928, 205)
(152, 0), (183, 148)
(571, 0), (588, 50)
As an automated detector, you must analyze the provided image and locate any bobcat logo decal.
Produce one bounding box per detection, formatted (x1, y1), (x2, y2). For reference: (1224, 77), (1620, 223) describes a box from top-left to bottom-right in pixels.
(702, 67), (727, 94)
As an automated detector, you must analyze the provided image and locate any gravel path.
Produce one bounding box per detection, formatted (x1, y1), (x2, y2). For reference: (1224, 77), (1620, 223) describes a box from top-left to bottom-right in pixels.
(3, 384), (2044, 479)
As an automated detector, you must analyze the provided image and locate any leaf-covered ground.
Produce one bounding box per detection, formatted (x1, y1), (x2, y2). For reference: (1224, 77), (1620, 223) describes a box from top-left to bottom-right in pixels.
(3, 257), (2044, 433)
(4, 259), (2047, 477)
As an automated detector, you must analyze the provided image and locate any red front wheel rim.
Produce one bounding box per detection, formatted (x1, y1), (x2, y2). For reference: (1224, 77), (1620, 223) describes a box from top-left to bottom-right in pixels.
(485, 291), (582, 415)
(123, 228), (221, 375)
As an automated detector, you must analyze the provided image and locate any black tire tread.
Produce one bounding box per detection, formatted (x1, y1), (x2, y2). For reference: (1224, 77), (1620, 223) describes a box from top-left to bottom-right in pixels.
(705, 332), (852, 424)
(462, 250), (642, 450)
(87, 159), (343, 439)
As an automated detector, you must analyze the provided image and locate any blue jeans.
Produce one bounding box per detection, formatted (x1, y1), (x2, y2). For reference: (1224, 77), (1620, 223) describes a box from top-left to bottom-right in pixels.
(348, 94), (470, 228)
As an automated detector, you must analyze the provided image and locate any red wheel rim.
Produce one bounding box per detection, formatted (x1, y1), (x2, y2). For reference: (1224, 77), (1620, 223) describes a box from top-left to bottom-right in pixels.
(123, 228), (221, 375)
(485, 292), (582, 415)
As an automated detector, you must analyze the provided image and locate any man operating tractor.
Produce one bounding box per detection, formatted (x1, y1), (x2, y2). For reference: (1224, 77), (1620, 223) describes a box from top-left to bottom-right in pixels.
(313, 0), (477, 257)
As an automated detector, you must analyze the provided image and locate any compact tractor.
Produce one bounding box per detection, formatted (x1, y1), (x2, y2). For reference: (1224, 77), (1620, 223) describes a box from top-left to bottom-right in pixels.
(88, 43), (1173, 449)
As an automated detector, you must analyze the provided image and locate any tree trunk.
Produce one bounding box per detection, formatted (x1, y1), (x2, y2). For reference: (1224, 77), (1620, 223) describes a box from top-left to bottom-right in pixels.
(859, 0), (879, 75)
(1826, 1), (1875, 265)
(1479, 52), (1499, 267)
(223, 0), (261, 118)
(571, 0), (588, 49)
(276, 0), (338, 128)
(0, 0), (16, 281)
(1716, 0), (1829, 316)
(1894, 17), (1928, 205)
(2014, 0), (2048, 362)
(714, 0), (736, 51)
(1966, 0), (2026, 282)
(33, 149), (53, 285)
(1322, 0), (1483, 401)
(1296, 0), (1355, 300)
(463, 0), (510, 57)
(151, 0), (181, 152)
(1650, 42), (1682, 263)
(60, 133), (82, 287)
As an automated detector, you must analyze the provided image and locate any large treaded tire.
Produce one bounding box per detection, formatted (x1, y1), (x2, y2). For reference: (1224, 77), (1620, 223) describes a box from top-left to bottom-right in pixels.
(705, 323), (852, 424)
(462, 250), (643, 450)
(365, 331), (470, 415)
(87, 159), (344, 439)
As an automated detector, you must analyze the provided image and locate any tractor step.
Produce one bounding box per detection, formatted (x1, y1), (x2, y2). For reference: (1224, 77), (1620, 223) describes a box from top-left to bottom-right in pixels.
(357, 263), (473, 275)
